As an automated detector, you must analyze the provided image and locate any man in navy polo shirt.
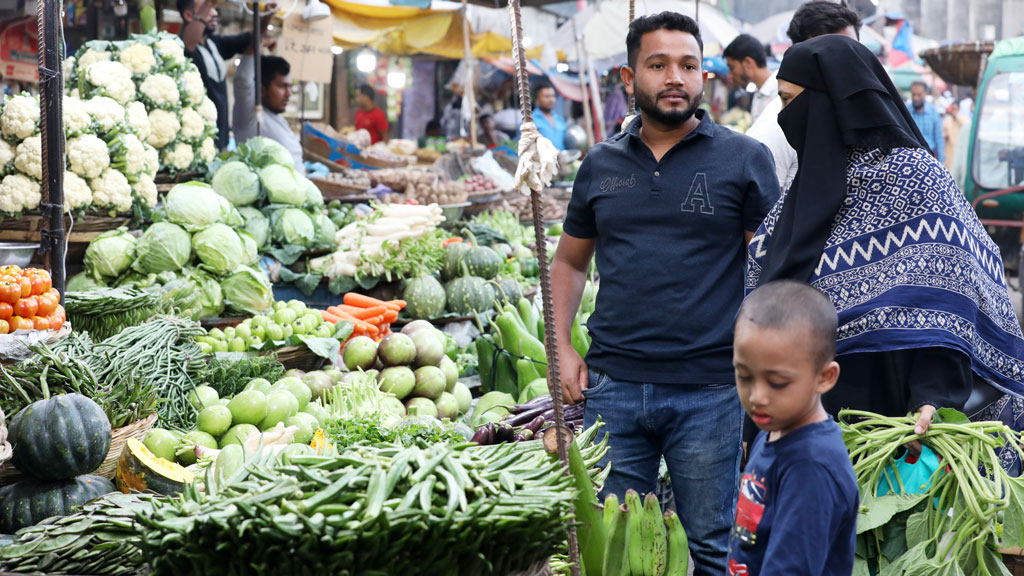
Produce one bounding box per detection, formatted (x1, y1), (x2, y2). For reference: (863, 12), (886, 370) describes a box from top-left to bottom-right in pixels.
(551, 12), (779, 575)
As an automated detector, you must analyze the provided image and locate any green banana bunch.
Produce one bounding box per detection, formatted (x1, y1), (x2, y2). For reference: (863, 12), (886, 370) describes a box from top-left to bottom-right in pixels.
(595, 491), (690, 576)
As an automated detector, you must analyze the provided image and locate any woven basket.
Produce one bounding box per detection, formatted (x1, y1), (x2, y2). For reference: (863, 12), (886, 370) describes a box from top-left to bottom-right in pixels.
(0, 407), (11, 469)
(265, 345), (328, 372)
(0, 412), (157, 484)
(0, 213), (130, 243)
(310, 177), (374, 203)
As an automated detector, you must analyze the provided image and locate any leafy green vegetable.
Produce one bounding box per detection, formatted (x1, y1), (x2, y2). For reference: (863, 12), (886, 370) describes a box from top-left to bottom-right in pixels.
(270, 207), (316, 247)
(234, 136), (293, 169)
(211, 161), (261, 206)
(260, 165), (306, 205)
(199, 354), (285, 398)
(84, 228), (137, 280)
(237, 206), (270, 248)
(133, 221), (192, 273)
(164, 181), (231, 231)
(66, 272), (106, 292)
(324, 414), (466, 449)
(187, 267), (224, 318)
(219, 265), (274, 316)
(192, 223), (245, 275)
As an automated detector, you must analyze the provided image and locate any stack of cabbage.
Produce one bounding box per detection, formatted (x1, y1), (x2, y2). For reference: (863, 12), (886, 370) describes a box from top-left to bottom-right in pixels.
(66, 32), (218, 178)
(210, 137), (334, 265)
(69, 181), (274, 319)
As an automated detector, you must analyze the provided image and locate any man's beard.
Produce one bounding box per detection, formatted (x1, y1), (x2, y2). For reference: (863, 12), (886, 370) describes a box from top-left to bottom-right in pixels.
(634, 86), (702, 127)
(913, 100), (924, 110)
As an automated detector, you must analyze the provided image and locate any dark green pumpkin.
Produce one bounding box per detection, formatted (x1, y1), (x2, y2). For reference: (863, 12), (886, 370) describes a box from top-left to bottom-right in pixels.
(0, 474), (115, 533)
(493, 277), (523, 305)
(462, 245), (503, 280)
(441, 242), (473, 282)
(403, 276), (447, 319)
(445, 276), (494, 315)
(10, 393), (112, 481)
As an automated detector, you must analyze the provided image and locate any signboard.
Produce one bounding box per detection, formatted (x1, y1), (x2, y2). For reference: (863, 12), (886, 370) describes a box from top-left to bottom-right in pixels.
(279, 13), (334, 84)
(0, 16), (37, 82)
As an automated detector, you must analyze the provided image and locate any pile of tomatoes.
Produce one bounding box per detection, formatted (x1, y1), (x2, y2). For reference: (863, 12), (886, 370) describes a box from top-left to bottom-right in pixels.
(0, 265), (65, 334)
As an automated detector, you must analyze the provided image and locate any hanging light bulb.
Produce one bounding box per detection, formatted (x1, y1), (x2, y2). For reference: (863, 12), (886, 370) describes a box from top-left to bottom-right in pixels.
(356, 51), (377, 73)
(387, 71), (407, 89)
(331, 46), (344, 55)
(556, 62), (569, 73)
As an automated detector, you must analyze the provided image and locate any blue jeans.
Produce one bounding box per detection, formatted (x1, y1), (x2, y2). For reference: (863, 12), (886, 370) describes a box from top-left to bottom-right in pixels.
(583, 369), (743, 576)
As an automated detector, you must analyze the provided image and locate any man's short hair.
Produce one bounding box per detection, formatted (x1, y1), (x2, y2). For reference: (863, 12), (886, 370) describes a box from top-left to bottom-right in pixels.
(532, 84), (554, 100)
(787, 0), (862, 44)
(911, 80), (930, 92)
(723, 34), (767, 68)
(626, 12), (703, 68)
(358, 83), (375, 100)
(737, 280), (838, 368)
(261, 56), (290, 89)
(177, 0), (194, 16)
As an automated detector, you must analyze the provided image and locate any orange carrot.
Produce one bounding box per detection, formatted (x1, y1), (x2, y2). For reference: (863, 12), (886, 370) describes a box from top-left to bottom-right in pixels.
(387, 299), (406, 310)
(326, 307), (376, 333)
(320, 310), (344, 324)
(343, 293), (403, 311)
(381, 309), (399, 323)
(442, 237), (463, 247)
(349, 305), (388, 320)
(363, 315), (384, 326)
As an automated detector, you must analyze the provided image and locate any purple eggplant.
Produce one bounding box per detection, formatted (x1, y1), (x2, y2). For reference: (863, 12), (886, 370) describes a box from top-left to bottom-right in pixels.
(471, 423), (497, 445)
(512, 394), (553, 414)
(515, 429), (535, 442)
(495, 422), (516, 443)
(524, 415), (545, 434)
(507, 405), (549, 427)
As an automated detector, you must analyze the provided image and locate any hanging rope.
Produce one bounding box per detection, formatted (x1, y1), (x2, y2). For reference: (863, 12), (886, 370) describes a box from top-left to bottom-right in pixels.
(508, 0), (580, 574)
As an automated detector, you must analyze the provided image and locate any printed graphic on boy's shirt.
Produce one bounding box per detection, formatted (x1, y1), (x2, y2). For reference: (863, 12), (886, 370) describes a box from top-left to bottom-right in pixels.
(729, 558), (750, 576)
(733, 471), (766, 548)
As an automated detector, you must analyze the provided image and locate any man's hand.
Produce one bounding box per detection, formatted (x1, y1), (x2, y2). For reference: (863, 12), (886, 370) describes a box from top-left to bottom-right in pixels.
(906, 404), (937, 458)
(194, 0), (218, 19)
(558, 343), (588, 405)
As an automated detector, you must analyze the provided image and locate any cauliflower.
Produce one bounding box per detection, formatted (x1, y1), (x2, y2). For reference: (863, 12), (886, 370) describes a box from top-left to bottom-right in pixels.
(63, 171), (92, 212)
(199, 137), (217, 164)
(14, 136), (41, 180)
(118, 42), (156, 75)
(197, 96), (217, 125)
(181, 70), (205, 106)
(139, 74), (180, 109)
(180, 107), (205, 141)
(1, 94), (39, 140)
(62, 56), (76, 80)
(90, 168), (132, 213)
(84, 96), (125, 134)
(0, 173), (40, 214)
(110, 133), (147, 176)
(83, 61), (135, 105)
(161, 142), (194, 172)
(77, 49), (111, 70)
(63, 96), (92, 136)
(67, 134), (111, 179)
(154, 37), (186, 67)
(147, 109), (180, 148)
(132, 173), (158, 208)
(143, 144), (160, 177)
(0, 140), (16, 168)
(125, 101), (151, 141)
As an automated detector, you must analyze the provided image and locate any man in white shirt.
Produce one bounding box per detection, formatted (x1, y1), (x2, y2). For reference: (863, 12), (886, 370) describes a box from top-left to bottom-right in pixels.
(233, 52), (304, 171)
(724, 34), (776, 121)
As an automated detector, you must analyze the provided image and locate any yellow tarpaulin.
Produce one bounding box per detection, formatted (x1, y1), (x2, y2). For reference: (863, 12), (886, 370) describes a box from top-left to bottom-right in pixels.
(327, 0), (542, 58)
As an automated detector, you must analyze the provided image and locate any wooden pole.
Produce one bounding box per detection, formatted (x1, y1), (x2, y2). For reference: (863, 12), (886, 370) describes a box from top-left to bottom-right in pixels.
(584, 41), (606, 142)
(253, 4), (263, 136)
(38, 0), (65, 296)
(461, 0), (477, 148)
(573, 21), (595, 148)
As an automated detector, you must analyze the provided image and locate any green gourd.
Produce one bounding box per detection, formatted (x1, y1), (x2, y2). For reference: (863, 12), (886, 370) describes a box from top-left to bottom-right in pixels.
(0, 474), (115, 533)
(9, 393), (112, 481)
(402, 276), (447, 319)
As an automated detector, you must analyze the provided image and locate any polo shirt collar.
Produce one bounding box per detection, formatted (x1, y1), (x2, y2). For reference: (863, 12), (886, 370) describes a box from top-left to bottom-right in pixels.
(758, 71), (778, 98)
(624, 108), (715, 140)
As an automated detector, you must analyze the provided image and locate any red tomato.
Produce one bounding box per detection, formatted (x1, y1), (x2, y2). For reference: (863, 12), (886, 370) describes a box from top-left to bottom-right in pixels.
(31, 316), (50, 331)
(13, 297), (37, 318)
(0, 265), (22, 278)
(35, 293), (56, 317)
(9, 316), (33, 331)
(0, 302), (11, 320)
(0, 319), (8, 334)
(47, 287), (60, 302)
(17, 277), (30, 298)
(47, 313), (62, 330)
(0, 281), (19, 305)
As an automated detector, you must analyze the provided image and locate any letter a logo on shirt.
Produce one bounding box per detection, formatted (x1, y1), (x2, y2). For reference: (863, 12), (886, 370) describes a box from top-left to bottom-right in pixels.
(681, 173), (714, 215)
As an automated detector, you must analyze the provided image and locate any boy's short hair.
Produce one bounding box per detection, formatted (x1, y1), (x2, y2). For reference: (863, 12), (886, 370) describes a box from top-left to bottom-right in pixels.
(787, 0), (862, 44)
(737, 280), (837, 368)
(626, 12), (703, 68)
(358, 83), (375, 100)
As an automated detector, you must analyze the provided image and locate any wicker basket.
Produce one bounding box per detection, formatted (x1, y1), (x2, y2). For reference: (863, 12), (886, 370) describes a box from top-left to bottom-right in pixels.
(310, 177), (374, 203)
(0, 407), (11, 469)
(0, 213), (130, 243)
(265, 345), (328, 372)
(0, 412), (157, 484)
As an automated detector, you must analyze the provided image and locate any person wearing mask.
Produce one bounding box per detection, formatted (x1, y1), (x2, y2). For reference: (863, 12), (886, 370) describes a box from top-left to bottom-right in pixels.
(233, 52), (303, 171)
(552, 12), (779, 574)
(723, 34), (776, 121)
(909, 80), (945, 163)
(943, 101), (967, 170)
(533, 85), (566, 151)
(355, 84), (388, 145)
(745, 0), (861, 192)
(178, 0), (275, 150)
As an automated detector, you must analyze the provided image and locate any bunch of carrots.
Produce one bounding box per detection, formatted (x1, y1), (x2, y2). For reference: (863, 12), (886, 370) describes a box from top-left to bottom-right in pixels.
(319, 293), (407, 343)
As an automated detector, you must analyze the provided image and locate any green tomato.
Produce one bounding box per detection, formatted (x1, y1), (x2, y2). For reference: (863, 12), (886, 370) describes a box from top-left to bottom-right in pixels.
(292, 317), (311, 336)
(280, 324), (294, 340)
(195, 336), (216, 346)
(251, 315), (270, 329)
(212, 339), (229, 353)
(208, 328), (225, 340)
(274, 300), (288, 311)
(274, 308), (297, 325)
(247, 336), (264, 349)
(251, 325), (266, 340)
(314, 324), (333, 338)
(223, 326), (236, 340)
(234, 323), (252, 340)
(286, 300), (307, 314)
(265, 323), (284, 342)
(229, 337), (247, 353)
(302, 312), (322, 327)
(197, 341), (213, 355)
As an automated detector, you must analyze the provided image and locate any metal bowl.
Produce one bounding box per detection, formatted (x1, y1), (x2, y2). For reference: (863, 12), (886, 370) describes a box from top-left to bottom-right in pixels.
(440, 202), (472, 223)
(0, 242), (39, 267)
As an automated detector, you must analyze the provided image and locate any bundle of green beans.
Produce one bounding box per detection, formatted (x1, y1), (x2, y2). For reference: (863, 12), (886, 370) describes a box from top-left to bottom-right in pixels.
(135, 438), (599, 575)
(89, 315), (206, 430)
(65, 288), (163, 341)
(0, 492), (153, 575)
(841, 409), (1024, 575)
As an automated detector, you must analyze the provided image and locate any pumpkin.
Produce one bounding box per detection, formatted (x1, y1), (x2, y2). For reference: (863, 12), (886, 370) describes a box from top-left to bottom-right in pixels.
(441, 242), (472, 281)
(462, 245), (503, 280)
(0, 474), (115, 533)
(115, 438), (194, 495)
(493, 277), (523, 305)
(445, 276), (494, 315)
(9, 393), (112, 481)
(403, 276), (447, 320)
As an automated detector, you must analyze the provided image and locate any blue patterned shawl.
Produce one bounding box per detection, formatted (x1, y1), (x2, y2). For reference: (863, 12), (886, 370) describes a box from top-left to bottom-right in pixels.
(747, 146), (1024, 398)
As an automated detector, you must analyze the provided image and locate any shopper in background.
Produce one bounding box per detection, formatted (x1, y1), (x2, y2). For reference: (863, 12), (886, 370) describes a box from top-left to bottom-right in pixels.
(723, 34), (776, 121)
(354, 84), (389, 145)
(233, 51), (303, 171)
(533, 84), (567, 151)
(943, 100), (967, 170)
(909, 80), (945, 162)
(745, 0), (862, 192)
(178, 0), (275, 150)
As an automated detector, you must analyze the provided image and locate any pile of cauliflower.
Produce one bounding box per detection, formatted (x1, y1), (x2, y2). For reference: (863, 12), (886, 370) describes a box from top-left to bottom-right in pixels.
(0, 32), (219, 219)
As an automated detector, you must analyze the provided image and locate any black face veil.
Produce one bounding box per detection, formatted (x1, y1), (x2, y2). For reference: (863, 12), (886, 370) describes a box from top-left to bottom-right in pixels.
(759, 34), (929, 284)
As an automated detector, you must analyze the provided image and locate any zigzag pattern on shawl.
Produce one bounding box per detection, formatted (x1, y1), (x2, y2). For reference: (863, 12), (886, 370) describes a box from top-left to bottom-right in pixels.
(814, 214), (1006, 284)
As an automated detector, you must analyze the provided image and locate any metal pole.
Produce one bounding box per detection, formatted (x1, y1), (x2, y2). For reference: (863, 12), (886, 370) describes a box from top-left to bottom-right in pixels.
(461, 0), (477, 148)
(38, 0), (65, 296)
(253, 4), (262, 136)
(627, 0), (635, 117)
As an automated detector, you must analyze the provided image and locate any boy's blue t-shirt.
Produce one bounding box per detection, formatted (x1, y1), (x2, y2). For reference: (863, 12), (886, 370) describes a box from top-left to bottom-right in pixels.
(726, 419), (859, 576)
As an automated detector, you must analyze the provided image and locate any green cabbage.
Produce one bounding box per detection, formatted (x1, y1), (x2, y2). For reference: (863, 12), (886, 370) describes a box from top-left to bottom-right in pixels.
(66, 272), (106, 292)
(159, 277), (202, 320)
(301, 177), (324, 207)
(237, 206), (270, 248)
(212, 161), (261, 206)
(133, 221), (192, 273)
(186, 267), (224, 318)
(165, 181), (230, 231)
(84, 228), (137, 280)
(271, 207), (316, 247)
(236, 136), (294, 168)
(192, 223), (244, 275)
(260, 165), (305, 205)
(238, 229), (259, 266)
(221, 265), (274, 316)
(311, 211), (337, 248)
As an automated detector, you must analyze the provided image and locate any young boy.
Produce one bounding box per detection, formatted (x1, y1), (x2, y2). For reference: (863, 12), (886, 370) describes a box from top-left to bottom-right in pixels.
(726, 280), (859, 576)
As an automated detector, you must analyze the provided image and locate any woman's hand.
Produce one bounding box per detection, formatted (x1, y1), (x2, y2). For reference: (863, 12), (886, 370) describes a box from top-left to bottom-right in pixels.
(906, 404), (938, 458)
